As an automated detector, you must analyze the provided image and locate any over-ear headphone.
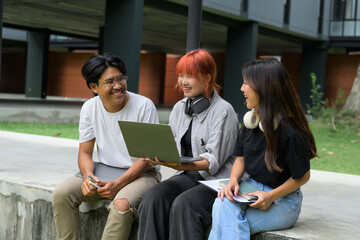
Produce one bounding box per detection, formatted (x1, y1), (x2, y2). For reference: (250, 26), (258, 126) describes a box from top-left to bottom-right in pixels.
(184, 96), (210, 115)
(243, 109), (281, 132)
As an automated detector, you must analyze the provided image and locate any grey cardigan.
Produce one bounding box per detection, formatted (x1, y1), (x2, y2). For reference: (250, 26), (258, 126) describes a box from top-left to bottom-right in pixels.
(169, 91), (239, 180)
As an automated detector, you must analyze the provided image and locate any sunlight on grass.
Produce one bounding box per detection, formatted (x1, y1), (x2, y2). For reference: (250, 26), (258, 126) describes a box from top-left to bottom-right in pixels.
(309, 120), (360, 175)
(0, 122), (79, 140)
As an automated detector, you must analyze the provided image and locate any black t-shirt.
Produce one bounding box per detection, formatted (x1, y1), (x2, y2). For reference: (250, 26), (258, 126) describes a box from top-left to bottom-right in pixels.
(181, 120), (193, 157)
(233, 122), (311, 188)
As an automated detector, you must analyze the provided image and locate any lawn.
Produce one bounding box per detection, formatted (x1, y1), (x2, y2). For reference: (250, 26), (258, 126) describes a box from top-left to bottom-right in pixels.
(309, 120), (360, 175)
(0, 120), (359, 175)
(0, 122), (79, 140)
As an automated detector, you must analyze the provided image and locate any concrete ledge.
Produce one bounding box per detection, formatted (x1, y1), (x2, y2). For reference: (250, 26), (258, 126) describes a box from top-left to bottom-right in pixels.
(0, 180), (111, 239)
(1, 130), (359, 239)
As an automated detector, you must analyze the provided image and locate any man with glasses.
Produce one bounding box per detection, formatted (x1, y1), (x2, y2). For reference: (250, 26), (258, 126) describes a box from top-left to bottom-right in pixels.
(52, 53), (160, 240)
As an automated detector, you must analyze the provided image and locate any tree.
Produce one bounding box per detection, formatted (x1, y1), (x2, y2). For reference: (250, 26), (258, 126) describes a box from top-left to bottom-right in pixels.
(342, 63), (360, 115)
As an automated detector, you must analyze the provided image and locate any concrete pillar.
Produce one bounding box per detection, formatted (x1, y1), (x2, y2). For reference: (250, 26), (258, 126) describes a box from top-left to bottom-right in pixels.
(223, 22), (258, 119)
(0, 0), (3, 82)
(98, 26), (104, 55)
(186, 0), (203, 52)
(25, 30), (50, 98)
(103, 0), (144, 93)
(300, 43), (328, 110)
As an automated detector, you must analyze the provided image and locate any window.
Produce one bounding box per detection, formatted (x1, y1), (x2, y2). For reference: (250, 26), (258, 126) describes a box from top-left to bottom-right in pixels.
(330, 0), (360, 36)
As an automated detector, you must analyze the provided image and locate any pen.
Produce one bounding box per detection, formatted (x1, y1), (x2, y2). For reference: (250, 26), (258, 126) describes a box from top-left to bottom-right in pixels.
(201, 138), (205, 146)
(88, 175), (97, 183)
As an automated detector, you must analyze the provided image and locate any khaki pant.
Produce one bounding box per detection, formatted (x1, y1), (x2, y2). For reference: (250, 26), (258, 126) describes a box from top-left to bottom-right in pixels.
(52, 168), (159, 240)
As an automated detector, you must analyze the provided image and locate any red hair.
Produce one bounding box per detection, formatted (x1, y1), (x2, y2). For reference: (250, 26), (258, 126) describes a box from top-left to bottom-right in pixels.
(176, 49), (219, 96)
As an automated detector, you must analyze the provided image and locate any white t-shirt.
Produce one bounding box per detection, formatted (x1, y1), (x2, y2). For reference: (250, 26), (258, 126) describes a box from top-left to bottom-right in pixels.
(79, 91), (159, 168)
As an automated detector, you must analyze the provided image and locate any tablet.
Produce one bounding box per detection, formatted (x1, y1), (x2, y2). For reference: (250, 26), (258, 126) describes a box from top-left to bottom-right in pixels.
(75, 162), (127, 181)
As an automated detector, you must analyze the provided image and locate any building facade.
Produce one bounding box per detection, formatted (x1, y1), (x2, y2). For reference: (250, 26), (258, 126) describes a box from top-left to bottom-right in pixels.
(1, 0), (359, 117)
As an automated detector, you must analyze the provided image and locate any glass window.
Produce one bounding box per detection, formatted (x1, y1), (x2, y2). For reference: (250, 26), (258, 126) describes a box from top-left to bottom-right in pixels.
(357, 0), (360, 19)
(332, 0), (345, 20)
(344, 20), (356, 35)
(330, 21), (343, 36)
(345, 0), (356, 19)
(356, 21), (360, 35)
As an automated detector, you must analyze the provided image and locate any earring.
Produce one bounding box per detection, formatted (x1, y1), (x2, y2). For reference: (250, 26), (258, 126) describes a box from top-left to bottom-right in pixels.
(243, 109), (260, 129)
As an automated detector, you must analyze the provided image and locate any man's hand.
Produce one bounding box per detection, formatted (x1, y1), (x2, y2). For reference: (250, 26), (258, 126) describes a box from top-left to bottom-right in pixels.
(81, 174), (100, 196)
(96, 181), (121, 199)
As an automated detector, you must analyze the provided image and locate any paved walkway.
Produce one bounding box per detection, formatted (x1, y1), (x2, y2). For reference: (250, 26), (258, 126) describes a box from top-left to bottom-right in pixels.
(0, 130), (359, 239)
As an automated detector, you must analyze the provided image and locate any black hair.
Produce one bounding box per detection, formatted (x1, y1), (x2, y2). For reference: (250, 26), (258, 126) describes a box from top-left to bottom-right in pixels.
(242, 58), (317, 172)
(81, 53), (127, 89)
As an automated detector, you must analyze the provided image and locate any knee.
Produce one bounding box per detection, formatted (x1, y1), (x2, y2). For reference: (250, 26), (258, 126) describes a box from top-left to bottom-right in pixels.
(114, 198), (131, 212)
(140, 186), (161, 207)
(171, 194), (194, 219)
(212, 197), (232, 214)
(171, 196), (188, 213)
(52, 185), (68, 206)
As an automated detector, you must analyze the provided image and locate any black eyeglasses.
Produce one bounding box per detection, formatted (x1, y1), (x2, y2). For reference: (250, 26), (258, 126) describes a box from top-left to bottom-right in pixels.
(103, 75), (128, 87)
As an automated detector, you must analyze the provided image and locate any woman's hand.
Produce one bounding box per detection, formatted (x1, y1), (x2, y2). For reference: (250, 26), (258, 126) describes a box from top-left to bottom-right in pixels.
(218, 179), (239, 202)
(248, 191), (272, 210)
(143, 157), (182, 170)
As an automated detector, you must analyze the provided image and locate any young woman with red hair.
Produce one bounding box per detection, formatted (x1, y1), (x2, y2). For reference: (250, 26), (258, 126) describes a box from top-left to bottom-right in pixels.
(138, 49), (239, 240)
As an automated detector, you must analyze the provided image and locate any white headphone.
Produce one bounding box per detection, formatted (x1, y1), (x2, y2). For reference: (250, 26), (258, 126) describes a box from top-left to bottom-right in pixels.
(243, 109), (281, 132)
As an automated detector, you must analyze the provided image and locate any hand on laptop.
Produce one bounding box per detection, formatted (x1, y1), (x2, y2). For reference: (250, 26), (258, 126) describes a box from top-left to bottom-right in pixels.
(143, 157), (180, 168)
(143, 157), (209, 171)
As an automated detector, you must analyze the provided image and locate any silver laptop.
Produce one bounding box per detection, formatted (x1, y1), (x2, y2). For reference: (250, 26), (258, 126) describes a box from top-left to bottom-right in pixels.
(118, 121), (201, 163)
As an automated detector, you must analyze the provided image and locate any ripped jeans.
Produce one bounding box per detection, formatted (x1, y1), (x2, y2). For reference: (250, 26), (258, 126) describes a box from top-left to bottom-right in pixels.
(52, 168), (159, 240)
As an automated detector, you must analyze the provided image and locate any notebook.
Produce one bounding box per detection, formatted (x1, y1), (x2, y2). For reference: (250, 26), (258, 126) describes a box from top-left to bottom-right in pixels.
(118, 121), (201, 163)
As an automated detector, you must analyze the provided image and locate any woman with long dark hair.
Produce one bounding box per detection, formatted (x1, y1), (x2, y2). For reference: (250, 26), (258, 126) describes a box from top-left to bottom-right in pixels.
(209, 58), (317, 239)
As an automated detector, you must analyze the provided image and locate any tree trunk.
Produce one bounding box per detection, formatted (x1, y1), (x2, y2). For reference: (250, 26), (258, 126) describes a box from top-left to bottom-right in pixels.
(342, 63), (360, 115)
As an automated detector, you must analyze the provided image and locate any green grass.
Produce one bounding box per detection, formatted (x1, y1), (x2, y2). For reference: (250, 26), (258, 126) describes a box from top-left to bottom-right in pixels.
(0, 120), (359, 175)
(309, 120), (360, 175)
(0, 122), (79, 140)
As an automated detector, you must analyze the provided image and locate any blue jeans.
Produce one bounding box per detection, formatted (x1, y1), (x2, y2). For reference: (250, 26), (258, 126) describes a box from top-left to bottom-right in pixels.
(209, 178), (303, 240)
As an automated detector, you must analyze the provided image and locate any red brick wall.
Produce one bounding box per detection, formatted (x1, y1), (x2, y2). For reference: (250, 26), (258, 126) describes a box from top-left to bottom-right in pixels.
(138, 52), (166, 105)
(325, 54), (360, 105)
(2, 51), (359, 107)
(47, 52), (95, 98)
(281, 53), (359, 105)
(163, 54), (183, 105)
(281, 53), (302, 93)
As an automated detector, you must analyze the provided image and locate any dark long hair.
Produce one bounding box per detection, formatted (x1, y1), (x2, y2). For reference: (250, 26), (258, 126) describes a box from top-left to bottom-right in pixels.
(242, 58), (317, 172)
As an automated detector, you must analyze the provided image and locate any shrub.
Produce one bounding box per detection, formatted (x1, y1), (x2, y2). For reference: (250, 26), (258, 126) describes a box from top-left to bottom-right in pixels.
(306, 73), (325, 118)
